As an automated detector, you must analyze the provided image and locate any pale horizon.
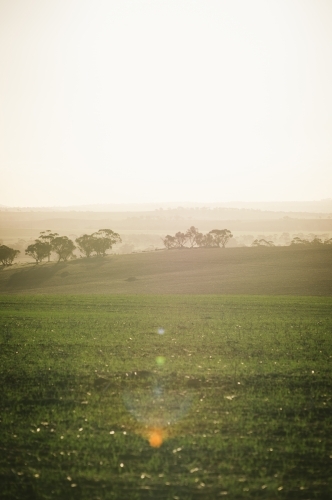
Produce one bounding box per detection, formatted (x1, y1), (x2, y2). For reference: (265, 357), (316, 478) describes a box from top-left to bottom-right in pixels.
(2, 198), (332, 212)
(1, 0), (332, 206)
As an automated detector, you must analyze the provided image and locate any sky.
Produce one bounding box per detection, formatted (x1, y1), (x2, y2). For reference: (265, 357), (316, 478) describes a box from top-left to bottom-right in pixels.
(1, 0), (332, 207)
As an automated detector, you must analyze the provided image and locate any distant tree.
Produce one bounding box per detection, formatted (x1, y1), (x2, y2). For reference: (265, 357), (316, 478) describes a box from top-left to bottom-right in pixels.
(279, 232), (291, 245)
(38, 230), (59, 261)
(173, 232), (187, 248)
(12, 239), (26, 254)
(252, 239), (275, 247)
(209, 229), (233, 248)
(51, 236), (76, 262)
(162, 235), (176, 249)
(75, 234), (96, 258)
(291, 237), (309, 245)
(91, 229), (122, 256)
(0, 245), (20, 266)
(310, 236), (324, 245)
(201, 233), (216, 247)
(185, 226), (200, 247)
(162, 227), (234, 249)
(25, 241), (50, 263)
(291, 235), (332, 246)
(194, 232), (206, 247)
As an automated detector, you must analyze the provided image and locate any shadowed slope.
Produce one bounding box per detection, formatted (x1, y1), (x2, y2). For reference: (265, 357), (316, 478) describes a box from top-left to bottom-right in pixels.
(0, 246), (331, 295)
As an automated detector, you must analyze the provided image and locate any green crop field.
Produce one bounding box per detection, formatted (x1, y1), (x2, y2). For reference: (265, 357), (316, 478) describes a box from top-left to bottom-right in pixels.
(1, 294), (332, 499)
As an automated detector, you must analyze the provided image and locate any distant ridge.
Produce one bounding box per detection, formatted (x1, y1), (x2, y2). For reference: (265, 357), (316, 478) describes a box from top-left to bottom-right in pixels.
(1, 199), (332, 213)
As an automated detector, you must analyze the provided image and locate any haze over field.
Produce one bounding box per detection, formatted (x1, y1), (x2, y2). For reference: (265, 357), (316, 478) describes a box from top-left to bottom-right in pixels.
(1, 3), (332, 497)
(1, 0), (332, 207)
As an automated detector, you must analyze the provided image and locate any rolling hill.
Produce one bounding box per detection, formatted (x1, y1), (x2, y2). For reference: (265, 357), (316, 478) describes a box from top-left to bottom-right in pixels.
(0, 246), (331, 295)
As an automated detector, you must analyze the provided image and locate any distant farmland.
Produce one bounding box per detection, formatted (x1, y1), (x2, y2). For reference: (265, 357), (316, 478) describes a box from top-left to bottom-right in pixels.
(0, 246), (331, 295)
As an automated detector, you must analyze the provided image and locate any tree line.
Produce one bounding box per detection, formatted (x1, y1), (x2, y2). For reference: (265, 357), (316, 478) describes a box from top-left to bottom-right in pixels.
(0, 229), (121, 266)
(162, 226), (233, 249)
(1, 227), (331, 266)
(249, 235), (332, 247)
(290, 236), (332, 246)
(251, 238), (275, 247)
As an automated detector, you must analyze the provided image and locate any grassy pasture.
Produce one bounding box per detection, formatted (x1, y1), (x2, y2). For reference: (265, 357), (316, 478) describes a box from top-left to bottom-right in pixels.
(0, 246), (331, 295)
(1, 294), (332, 499)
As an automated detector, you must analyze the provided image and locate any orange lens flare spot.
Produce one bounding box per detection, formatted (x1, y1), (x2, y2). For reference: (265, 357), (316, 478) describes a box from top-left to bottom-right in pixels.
(148, 429), (163, 448)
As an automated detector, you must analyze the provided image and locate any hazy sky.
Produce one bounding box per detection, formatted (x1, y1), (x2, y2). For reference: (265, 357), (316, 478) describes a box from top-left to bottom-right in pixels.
(1, 0), (332, 206)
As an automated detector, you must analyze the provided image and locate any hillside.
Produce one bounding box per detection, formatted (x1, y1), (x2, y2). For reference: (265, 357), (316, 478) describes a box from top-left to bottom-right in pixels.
(0, 246), (331, 295)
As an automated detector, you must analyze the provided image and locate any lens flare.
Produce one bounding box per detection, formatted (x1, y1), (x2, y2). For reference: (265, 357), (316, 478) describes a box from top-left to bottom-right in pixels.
(123, 374), (195, 448)
(156, 356), (165, 366)
(148, 428), (164, 448)
(123, 383), (193, 429)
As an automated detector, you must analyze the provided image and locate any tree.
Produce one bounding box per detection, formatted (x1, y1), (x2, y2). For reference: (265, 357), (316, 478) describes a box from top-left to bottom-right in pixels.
(279, 232), (291, 245)
(185, 226), (200, 248)
(200, 233), (216, 247)
(75, 234), (96, 258)
(252, 239), (275, 247)
(163, 229), (202, 249)
(291, 237), (309, 245)
(310, 236), (323, 246)
(194, 232), (206, 247)
(209, 229), (233, 248)
(91, 229), (122, 256)
(291, 235), (332, 246)
(173, 232), (187, 248)
(51, 236), (76, 262)
(25, 241), (50, 263)
(0, 245), (20, 266)
(162, 227), (234, 249)
(162, 235), (176, 249)
(38, 230), (59, 261)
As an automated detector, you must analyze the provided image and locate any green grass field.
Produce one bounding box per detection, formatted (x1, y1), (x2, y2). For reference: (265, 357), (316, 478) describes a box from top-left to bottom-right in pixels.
(1, 295), (332, 499)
